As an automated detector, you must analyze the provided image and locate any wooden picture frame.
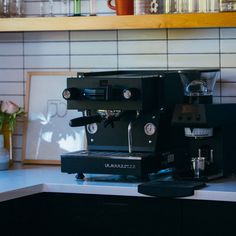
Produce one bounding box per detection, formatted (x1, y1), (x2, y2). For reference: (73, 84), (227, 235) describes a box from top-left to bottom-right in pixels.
(22, 71), (86, 164)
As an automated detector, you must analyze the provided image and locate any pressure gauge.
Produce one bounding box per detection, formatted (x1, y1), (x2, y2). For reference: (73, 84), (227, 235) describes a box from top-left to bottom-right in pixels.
(144, 123), (156, 136)
(123, 89), (132, 99)
(87, 123), (98, 134)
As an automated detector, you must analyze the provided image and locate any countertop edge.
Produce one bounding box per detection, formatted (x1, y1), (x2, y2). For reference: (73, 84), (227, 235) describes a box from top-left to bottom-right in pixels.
(1, 182), (236, 203)
(0, 184), (44, 202)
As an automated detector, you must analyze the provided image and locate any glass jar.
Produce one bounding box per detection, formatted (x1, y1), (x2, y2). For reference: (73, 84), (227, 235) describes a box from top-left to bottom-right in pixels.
(0, 0), (10, 17)
(181, 0), (189, 13)
(198, 0), (207, 12)
(220, 0), (236, 11)
(10, 0), (25, 17)
(0, 134), (9, 170)
(0, 125), (13, 167)
(206, 0), (219, 12)
(60, 0), (70, 16)
(188, 0), (199, 13)
(135, 0), (165, 14)
(40, 0), (54, 17)
(166, 0), (182, 13)
(73, 0), (81, 16)
(89, 0), (96, 16)
(135, 0), (146, 14)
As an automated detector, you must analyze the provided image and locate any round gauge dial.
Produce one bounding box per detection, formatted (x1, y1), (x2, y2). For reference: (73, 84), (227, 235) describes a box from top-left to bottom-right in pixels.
(123, 89), (132, 99)
(87, 123), (98, 134)
(144, 123), (156, 136)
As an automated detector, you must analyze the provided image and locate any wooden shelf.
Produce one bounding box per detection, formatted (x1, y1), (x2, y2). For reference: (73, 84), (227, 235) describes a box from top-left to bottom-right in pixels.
(1, 12), (236, 32)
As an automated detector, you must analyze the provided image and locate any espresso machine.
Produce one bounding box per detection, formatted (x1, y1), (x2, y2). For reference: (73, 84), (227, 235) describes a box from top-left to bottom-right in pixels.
(61, 70), (184, 179)
(172, 69), (236, 180)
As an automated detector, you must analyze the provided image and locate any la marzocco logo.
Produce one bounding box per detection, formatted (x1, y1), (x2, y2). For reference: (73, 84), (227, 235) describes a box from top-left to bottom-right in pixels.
(104, 163), (136, 169)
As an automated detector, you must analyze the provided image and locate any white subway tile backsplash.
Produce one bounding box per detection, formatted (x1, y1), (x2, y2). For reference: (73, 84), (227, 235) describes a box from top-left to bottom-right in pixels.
(221, 97), (236, 103)
(24, 55), (69, 68)
(118, 29), (167, 40)
(71, 55), (117, 68)
(118, 55), (167, 68)
(221, 83), (236, 96)
(71, 31), (117, 41)
(24, 42), (69, 55)
(168, 28), (219, 39)
(118, 41), (166, 54)
(221, 54), (236, 67)
(220, 28), (236, 39)
(168, 54), (220, 68)
(168, 40), (219, 53)
(24, 31), (69, 42)
(0, 33), (23, 42)
(0, 56), (23, 68)
(214, 82), (221, 96)
(71, 42), (117, 54)
(220, 39), (236, 53)
(0, 82), (23, 94)
(221, 69), (236, 82)
(0, 69), (23, 82)
(0, 43), (23, 55)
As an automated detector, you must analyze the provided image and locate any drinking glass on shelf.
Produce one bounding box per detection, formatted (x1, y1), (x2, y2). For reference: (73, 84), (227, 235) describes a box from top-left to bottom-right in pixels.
(220, 0), (236, 11)
(166, 0), (182, 14)
(206, 0), (219, 12)
(61, 0), (70, 16)
(198, 0), (207, 12)
(74, 0), (81, 16)
(188, 0), (199, 13)
(0, 0), (10, 17)
(89, 0), (96, 16)
(181, 0), (189, 13)
(40, 0), (54, 16)
(10, 0), (25, 17)
(134, 0), (146, 14)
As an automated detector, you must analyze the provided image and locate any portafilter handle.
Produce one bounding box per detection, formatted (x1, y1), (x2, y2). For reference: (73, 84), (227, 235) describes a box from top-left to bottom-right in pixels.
(69, 115), (103, 127)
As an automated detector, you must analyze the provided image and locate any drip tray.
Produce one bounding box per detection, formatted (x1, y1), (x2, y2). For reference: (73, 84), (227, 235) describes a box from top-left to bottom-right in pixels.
(138, 179), (206, 198)
(61, 150), (158, 177)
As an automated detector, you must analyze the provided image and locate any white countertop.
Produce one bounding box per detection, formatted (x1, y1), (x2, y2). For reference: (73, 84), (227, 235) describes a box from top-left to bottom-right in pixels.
(0, 164), (236, 203)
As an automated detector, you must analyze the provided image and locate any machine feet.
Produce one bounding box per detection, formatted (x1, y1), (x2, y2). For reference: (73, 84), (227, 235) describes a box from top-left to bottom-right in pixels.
(76, 173), (85, 180)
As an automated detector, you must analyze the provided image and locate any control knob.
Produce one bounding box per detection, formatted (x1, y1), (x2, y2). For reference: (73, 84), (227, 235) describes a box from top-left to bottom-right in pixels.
(62, 88), (80, 100)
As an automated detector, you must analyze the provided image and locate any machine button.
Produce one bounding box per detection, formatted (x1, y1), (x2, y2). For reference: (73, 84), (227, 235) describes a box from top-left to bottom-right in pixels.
(187, 116), (192, 121)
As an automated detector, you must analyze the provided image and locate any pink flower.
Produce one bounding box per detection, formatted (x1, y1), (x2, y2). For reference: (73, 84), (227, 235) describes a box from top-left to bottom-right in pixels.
(1, 101), (19, 115)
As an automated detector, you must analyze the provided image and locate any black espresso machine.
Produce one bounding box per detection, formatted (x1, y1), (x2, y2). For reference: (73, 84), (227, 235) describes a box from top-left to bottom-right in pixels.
(61, 70), (184, 179)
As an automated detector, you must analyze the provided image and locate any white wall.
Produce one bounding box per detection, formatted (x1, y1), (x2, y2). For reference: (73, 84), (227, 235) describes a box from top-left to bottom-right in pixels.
(1, 0), (236, 161)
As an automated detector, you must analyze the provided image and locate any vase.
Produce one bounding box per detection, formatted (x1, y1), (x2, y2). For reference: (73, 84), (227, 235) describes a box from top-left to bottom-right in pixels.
(1, 125), (13, 167)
